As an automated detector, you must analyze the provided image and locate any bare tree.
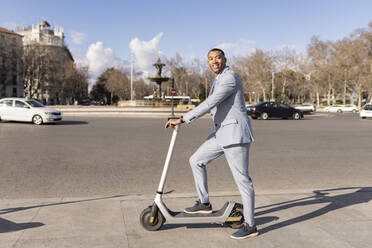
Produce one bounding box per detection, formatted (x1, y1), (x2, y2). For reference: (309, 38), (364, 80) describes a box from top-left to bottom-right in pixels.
(133, 79), (152, 99)
(237, 49), (273, 102)
(23, 42), (53, 99)
(104, 68), (130, 102)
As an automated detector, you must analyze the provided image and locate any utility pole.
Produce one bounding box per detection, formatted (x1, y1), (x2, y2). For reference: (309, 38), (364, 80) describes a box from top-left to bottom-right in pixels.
(343, 69), (347, 105)
(130, 54), (134, 101)
(171, 78), (175, 116)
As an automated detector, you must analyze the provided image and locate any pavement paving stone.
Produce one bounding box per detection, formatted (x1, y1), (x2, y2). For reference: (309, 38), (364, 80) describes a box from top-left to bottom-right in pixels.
(317, 220), (372, 248)
(0, 188), (371, 247)
(14, 198), (127, 245)
(258, 223), (355, 248)
(13, 236), (128, 248)
(0, 202), (44, 248)
(121, 190), (372, 248)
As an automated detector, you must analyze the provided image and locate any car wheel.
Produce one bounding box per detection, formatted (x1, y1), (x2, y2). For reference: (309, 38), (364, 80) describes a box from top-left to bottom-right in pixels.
(362, 117), (366, 119)
(293, 112), (300, 120)
(32, 115), (43, 125)
(337, 109), (343, 113)
(352, 109), (357, 113)
(260, 112), (269, 120)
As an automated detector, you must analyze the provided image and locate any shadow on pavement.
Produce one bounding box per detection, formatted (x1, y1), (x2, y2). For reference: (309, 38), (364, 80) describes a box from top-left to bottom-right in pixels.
(53, 120), (88, 125)
(0, 217), (44, 233)
(161, 215), (279, 230)
(0, 195), (126, 215)
(0, 195), (125, 233)
(255, 186), (372, 235)
(0, 120), (88, 125)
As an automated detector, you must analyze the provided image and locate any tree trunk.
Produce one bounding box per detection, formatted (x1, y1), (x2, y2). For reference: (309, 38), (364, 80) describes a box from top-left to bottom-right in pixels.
(331, 88), (335, 105)
(358, 91), (362, 109)
(343, 80), (346, 105)
(262, 88), (266, 101)
(282, 78), (286, 100)
(327, 88), (331, 105)
(316, 92), (320, 108)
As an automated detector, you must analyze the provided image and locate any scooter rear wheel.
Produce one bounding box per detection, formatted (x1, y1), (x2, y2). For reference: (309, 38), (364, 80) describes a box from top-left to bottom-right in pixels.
(140, 206), (165, 231)
(226, 203), (244, 229)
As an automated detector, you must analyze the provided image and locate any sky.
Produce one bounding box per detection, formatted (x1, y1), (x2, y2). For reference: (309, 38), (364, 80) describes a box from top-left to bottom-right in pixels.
(1, 0), (371, 83)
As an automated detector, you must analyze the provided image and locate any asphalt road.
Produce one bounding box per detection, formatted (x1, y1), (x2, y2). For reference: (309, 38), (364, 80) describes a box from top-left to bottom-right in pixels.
(0, 113), (371, 199)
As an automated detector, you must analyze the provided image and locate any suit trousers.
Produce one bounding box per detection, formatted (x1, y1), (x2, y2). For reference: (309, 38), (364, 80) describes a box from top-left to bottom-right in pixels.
(189, 134), (255, 226)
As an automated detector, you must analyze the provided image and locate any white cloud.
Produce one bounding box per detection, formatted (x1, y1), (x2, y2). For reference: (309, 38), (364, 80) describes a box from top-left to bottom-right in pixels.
(70, 31), (87, 45)
(74, 54), (89, 68)
(129, 32), (165, 71)
(85, 41), (126, 78)
(279, 44), (296, 50)
(216, 39), (256, 59)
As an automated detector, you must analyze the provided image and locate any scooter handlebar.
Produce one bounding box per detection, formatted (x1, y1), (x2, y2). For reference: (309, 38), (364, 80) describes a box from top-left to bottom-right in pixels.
(167, 116), (181, 121)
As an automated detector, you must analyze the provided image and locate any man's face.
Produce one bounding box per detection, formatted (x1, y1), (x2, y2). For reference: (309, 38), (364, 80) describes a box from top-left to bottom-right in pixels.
(208, 50), (226, 75)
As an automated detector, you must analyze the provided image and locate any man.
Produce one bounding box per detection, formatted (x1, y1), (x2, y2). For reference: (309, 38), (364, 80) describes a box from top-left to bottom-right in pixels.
(165, 48), (257, 239)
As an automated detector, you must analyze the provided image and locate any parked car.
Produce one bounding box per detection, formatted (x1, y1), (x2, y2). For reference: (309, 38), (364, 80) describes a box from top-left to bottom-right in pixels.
(76, 98), (91, 106)
(246, 104), (254, 113)
(247, 101), (303, 120)
(360, 104), (372, 119)
(295, 102), (315, 113)
(91, 100), (106, 105)
(0, 98), (62, 125)
(323, 104), (358, 113)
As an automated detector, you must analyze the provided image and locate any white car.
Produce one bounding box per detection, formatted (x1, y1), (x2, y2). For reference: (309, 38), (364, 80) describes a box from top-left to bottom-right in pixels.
(323, 104), (358, 113)
(0, 98), (62, 125)
(295, 103), (315, 113)
(360, 104), (372, 119)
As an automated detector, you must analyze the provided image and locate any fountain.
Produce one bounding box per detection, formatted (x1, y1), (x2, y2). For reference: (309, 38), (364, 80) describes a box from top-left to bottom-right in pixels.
(148, 58), (170, 100)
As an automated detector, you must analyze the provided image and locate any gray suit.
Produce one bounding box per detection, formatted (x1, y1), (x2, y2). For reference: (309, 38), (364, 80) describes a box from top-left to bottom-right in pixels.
(183, 66), (255, 226)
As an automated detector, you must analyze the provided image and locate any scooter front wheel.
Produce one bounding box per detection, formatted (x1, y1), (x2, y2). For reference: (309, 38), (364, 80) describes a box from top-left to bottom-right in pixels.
(140, 206), (165, 231)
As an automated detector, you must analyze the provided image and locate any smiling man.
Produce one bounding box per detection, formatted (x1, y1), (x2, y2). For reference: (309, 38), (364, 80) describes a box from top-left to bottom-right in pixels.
(165, 48), (257, 239)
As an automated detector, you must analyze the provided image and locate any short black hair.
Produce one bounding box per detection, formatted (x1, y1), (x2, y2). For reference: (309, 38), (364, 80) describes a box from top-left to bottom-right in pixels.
(208, 48), (225, 57)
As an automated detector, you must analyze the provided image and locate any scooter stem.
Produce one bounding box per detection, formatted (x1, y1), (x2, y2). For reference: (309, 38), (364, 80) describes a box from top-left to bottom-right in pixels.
(157, 125), (180, 193)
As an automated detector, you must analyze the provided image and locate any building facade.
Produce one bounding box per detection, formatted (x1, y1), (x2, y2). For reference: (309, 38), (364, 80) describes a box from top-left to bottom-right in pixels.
(17, 21), (76, 105)
(0, 27), (24, 98)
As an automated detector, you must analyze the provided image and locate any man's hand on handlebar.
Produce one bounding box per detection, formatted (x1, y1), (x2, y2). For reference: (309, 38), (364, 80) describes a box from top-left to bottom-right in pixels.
(165, 116), (185, 128)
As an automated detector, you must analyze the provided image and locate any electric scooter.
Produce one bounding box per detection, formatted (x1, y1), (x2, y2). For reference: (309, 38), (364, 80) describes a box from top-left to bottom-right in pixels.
(140, 123), (244, 231)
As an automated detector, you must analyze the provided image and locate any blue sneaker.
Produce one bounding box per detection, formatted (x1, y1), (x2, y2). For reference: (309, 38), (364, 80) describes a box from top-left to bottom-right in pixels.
(184, 200), (212, 214)
(230, 223), (258, 240)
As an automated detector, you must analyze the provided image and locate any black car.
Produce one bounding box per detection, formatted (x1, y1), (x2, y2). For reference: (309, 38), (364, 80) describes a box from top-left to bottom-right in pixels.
(247, 101), (303, 120)
(77, 98), (91, 106)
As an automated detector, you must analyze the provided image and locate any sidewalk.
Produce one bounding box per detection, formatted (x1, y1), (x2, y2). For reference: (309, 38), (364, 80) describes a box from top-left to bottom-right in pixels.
(1, 188), (371, 248)
(56, 106), (189, 117)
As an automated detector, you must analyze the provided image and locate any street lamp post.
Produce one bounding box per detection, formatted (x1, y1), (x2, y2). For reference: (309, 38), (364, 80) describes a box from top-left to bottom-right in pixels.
(130, 55), (134, 101)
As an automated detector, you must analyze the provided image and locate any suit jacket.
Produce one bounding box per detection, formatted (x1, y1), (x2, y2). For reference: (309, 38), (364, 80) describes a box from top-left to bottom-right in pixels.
(183, 66), (254, 147)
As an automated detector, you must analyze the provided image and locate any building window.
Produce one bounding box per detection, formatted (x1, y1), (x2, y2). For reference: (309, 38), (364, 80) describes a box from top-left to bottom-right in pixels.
(12, 74), (17, 85)
(12, 88), (17, 97)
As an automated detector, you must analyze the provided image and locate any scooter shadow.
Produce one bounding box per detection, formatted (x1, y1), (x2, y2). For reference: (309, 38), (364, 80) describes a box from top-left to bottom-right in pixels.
(160, 216), (278, 230)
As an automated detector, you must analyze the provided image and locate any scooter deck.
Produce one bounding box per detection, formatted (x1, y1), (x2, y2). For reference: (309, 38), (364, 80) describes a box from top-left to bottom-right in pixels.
(167, 202), (229, 218)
